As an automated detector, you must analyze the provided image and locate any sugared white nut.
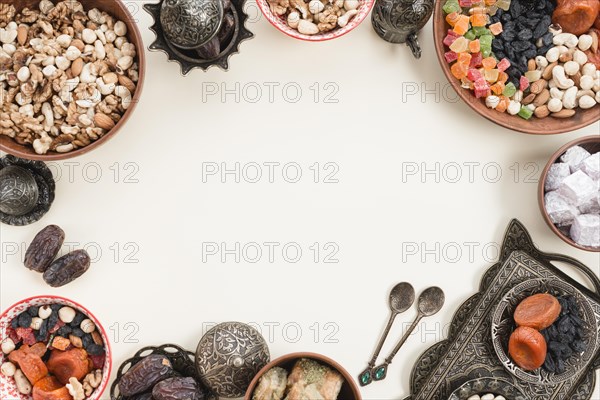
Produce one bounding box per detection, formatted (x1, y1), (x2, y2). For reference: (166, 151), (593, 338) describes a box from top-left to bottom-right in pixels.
(546, 47), (560, 62)
(580, 75), (595, 90)
(564, 61), (580, 76)
(56, 34), (72, 48)
(548, 97), (563, 112)
(535, 55), (548, 69)
(562, 86), (578, 109)
(308, 0), (324, 14)
(30, 317), (43, 330)
(507, 100), (521, 115)
(582, 63), (596, 76)
(59, 306), (76, 323)
(573, 50), (588, 66)
(1, 362), (16, 377)
(114, 21), (127, 36)
(1, 338), (15, 354)
(42, 64), (57, 78)
(65, 45), (82, 61)
(55, 56), (71, 70)
(287, 11), (300, 29)
(578, 34), (593, 51)
(38, 305), (52, 319)
(81, 319), (96, 333)
(485, 95), (500, 109)
(579, 95), (596, 109)
(17, 66), (30, 82)
(14, 369), (32, 395)
(82, 28), (97, 44)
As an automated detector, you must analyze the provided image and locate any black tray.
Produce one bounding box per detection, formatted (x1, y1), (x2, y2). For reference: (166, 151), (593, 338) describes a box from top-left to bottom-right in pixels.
(403, 219), (600, 400)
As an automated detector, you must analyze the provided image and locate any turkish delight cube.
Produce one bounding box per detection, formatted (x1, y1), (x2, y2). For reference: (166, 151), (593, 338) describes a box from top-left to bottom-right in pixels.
(558, 170), (597, 207)
(560, 145), (591, 173)
(570, 214), (600, 248)
(545, 191), (579, 226)
(545, 162), (571, 191)
(581, 152), (600, 180)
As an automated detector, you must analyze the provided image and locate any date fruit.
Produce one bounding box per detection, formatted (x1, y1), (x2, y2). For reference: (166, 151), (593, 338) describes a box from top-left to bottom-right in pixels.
(152, 377), (203, 400)
(514, 293), (561, 330)
(509, 326), (547, 371)
(24, 225), (65, 273)
(42, 250), (91, 287)
(119, 355), (173, 397)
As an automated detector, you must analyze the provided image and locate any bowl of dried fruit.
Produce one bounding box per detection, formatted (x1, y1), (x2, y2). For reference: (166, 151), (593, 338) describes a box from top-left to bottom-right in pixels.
(538, 135), (600, 252)
(0, 295), (111, 400)
(257, 0), (374, 41)
(0, 0), (145, 160)
(491, 279), (598, 385)
(448, 377), (526, 400)
(244, 352), (361, 400)
(433, 0), (600, 134)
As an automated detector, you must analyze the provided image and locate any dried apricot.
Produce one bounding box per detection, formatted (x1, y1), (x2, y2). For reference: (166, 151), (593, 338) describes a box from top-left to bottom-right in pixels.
(20, 353), (48, 385)
(553, 0), (599, 35)
(514, 293), (561, 330)
(509, 326), (547, 370)
(47, 348), (91, 385)
(33, 376), (72, 400)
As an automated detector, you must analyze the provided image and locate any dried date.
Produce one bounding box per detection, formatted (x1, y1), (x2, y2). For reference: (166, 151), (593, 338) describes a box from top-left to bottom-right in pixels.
(119, 355), (173, 397)
(24, 225), (65, 272)
(42, 249), (90, 287)
(152, 377), (203, 400)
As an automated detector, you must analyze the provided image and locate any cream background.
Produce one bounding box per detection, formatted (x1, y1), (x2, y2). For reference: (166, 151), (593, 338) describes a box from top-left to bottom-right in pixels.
(1, 2), (599, 398)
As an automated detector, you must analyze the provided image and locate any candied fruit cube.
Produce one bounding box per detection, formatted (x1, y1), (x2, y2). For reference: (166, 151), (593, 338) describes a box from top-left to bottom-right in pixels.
(467, 68), (483, 81)
(450, 36), (469, 52)
(451, 62), (469, 79)
(496, 0), (511, 9)
(482, 57), (497, 69)
(472, 26), (491, 37)
(443, 0), (462, 13)
(446, 12), (461, 27)
(475, 86), (491, 98)
(469, 52), (483, 67)
(518, 106), (533, 119)
(485, 0), (497, 5)
(497, 71), (508, 83)
(496, 95), (510, 112)
(503, 81), (516, 97)
(443, 33), (459, 47)
(464, 30), (477, 40)
(461, 77), (475, 89)
(489, 22), (503, 35)
(459, 0), (473, 6)
(458, 52), (472, 64)
(453, 15), (471, 35)
(444, 51), (458, 63)
(470, 13), (488, 27)
(490, 82), (505, 94)
(484, 68), (500, 82)
(519, 76), (529, 91)
(497, 57), (511, 72)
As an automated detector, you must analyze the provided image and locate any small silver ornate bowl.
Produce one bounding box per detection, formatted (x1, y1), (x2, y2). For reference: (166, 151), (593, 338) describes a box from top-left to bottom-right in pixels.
(448, 378), (527, 400)
(0, 155), (55, 226)
(196, 322), (270, 398)
(144, 0), (254, 75)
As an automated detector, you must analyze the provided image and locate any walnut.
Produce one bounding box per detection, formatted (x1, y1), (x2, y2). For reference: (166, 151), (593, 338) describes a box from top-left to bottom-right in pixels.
(317, 4), (340, 31)
(0, 55), (12, 72)
(0, 4), (16, 25)
(18, 8), (39, 24)
(268, 0), (290, 15)
(34, 82), (53, 103)
(82, 370), (102, 397)
(66, 378), (85, 400)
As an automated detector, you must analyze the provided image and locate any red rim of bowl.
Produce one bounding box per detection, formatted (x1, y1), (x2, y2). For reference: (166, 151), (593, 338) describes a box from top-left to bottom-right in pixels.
(538, 135), (600, 252)
(0, 295), (112, 400)
(256, 0), (375, 42)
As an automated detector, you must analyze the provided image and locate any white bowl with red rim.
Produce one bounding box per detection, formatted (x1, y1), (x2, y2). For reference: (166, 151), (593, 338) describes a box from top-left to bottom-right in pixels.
(257, 0), (375, 41)
(0, 295), (112, 400)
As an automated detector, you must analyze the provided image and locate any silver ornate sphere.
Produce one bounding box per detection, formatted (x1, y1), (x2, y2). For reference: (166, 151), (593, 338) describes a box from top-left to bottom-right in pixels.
(160, 0), (224, 49)
(196, 322), (270, 398)
(0, 166), (39, 216)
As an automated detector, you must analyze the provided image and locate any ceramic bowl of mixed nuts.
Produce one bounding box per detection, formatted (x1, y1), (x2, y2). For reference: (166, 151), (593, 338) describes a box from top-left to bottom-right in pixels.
(0, 295), (111, 400)
(433, 0), (600, 134)
(0, 0), (145, 160)
(257, 0), (374, 41)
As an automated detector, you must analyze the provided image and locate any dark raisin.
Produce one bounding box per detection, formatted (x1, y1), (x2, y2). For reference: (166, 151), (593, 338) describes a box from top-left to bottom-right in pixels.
(18, 312), (32, 328)
(28, 306), (40, 317)
(510, 0), (522, 17)
(523, 49), (537, 59)
(43, 249), (91, 287)
(518, 29), (533, 41)
(70, 312), (85, 327)
(86, 343), (104, 355)
(47, 312), (59, 332)
(24, 225), (65, 273)
(513, 39), (532, 52)
(50, 304), (61, 312)
(501, 12), (512, 22)
(71, 328), (85, 338)
(57, 325), (72, 337)
(11, 317), (19, 329)
(82, 334), (93, 348)
(119, 355), (173, 397)
(495, 51), (506, 60)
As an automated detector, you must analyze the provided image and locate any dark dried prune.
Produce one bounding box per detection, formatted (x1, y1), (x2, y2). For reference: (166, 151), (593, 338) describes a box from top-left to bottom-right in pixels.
(18, 312), (32, 328)
(42, 249), (90, 287)
(24, 225), (65, 272)
(119, 355), (173, 396)
(152, 377), (203, 400)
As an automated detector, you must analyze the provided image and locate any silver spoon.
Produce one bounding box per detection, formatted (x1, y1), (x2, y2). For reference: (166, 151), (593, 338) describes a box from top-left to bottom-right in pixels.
(372, 286), (445, 382)
(358, 282), (415, 386)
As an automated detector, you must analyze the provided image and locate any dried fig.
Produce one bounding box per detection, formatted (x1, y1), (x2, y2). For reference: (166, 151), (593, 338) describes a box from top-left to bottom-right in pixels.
(24, 225), (65, 272)
(514, 293), (561, 330)
(118, 355), (173, 397)
(509, 326), (547, 371)
(33, 376), (73, 400)
(553, 0), (600, 35)
(47, 348), (92, 385)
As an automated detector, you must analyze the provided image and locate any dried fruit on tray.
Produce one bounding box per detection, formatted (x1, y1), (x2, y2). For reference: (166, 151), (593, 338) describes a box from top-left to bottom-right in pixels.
(509, 326), (548, 370)
(514, 293), (562, 330)
(47, 348), (92, 385)
(553, 0), (600, 35)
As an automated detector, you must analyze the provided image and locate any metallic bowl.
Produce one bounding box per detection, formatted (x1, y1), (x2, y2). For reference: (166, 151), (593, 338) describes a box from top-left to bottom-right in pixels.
(448, 378), (526, 400)
(490, 278), (599, 385)
(160, 0), (224, 49)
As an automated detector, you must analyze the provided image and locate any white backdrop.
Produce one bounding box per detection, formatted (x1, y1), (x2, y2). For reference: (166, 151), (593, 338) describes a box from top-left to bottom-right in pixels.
(1, 2), (599, 399)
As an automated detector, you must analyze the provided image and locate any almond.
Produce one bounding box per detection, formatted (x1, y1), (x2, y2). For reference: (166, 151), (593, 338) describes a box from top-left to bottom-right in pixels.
(551, 109), (576, 118)
(94, 113), (115, 130)
(118, 74), (136, 93)
(542, 62), (557, 80)
(530, 79), (547, 94)
(71, 39), (85, 52)
(91, 330), (103, 346)
(17, 25), (28, 46)
(534, 105), (549, 118)
(533, 89), (550, 107)
(522, 93), (536, 105)
(71, 58), (83, 76)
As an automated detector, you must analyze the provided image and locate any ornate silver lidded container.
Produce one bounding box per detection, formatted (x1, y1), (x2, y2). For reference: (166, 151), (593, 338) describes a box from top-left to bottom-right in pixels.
(371, 0), (434, 58)
(144, 0), (254, 75)
(195, 322), (270, 398)
(0, 155), (55, 226)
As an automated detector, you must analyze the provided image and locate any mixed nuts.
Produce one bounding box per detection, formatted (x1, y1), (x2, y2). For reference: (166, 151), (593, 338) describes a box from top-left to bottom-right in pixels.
(267, 0), (362, 34)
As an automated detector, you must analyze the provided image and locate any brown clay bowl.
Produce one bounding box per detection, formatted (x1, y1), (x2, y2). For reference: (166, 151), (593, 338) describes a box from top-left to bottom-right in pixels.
(244, 352), (361, 400)
(538, 135), (600, 252)
(433, 3), (600, 134)
(0, 0), (145, 160)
